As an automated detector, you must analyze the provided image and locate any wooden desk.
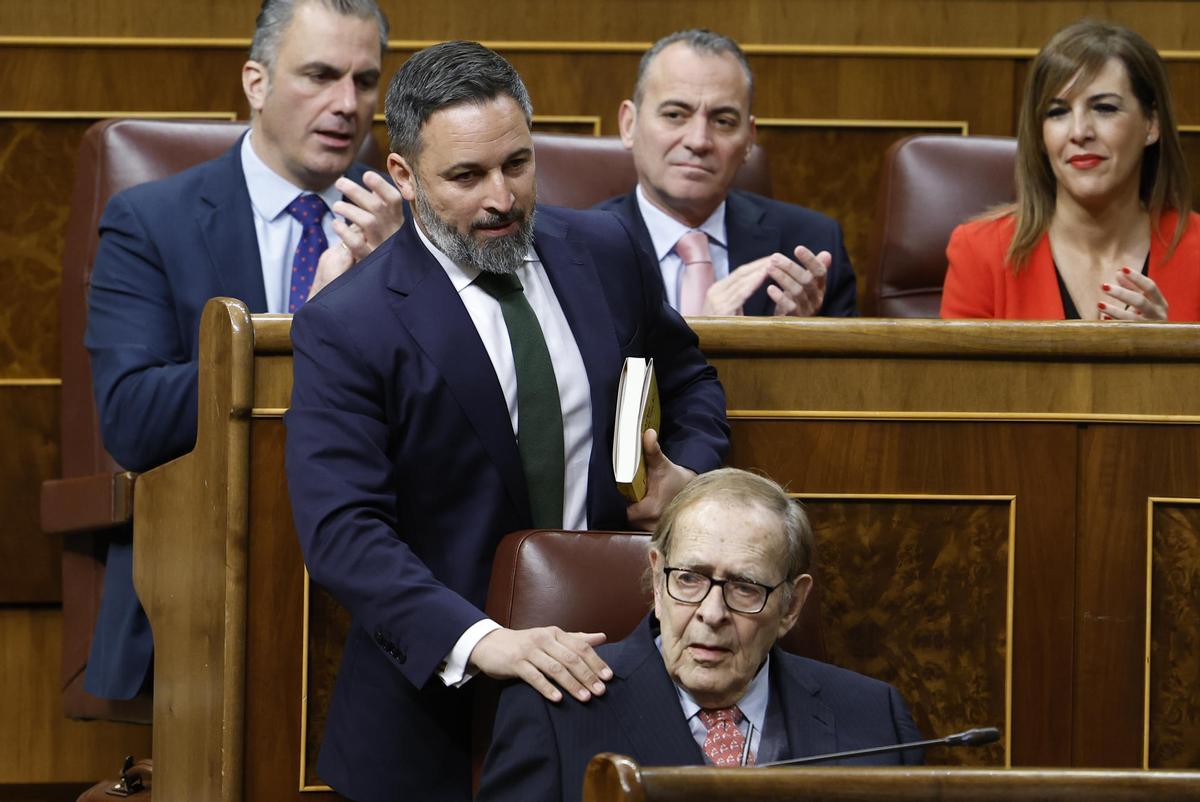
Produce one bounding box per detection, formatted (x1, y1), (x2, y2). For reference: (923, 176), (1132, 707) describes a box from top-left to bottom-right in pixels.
(582, 753), (1200, 802)
(133, 304), (1200, 801)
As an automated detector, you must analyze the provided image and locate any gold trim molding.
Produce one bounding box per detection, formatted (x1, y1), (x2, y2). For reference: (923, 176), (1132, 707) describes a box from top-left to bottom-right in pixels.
(0, 110), (237, 120)
(2, 36), (1200, 62)
(0, 378), (61, 386)
(757, 117), (969, 135)
(728, 409), (1200, 424)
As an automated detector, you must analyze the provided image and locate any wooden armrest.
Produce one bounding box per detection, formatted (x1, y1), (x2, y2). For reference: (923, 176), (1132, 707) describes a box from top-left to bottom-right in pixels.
(40, 471), (137, 533)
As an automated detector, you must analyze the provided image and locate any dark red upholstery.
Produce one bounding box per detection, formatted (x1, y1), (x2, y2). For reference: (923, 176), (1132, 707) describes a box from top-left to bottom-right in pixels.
(866, 134), (1017, 317)
(532, 132), (772, 209)
(44, 118), (381, 720)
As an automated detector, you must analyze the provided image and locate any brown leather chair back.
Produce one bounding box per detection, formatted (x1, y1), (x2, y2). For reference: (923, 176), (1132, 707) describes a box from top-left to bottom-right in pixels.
(50, 118), (381, 719)
(865, 134), (1017, 317)
(473, 528), (825, 789)
(532, 133), (773, 209)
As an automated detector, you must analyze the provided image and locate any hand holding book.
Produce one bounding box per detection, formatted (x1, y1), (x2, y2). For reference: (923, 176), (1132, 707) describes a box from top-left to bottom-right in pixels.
(623, 428), (697, 532)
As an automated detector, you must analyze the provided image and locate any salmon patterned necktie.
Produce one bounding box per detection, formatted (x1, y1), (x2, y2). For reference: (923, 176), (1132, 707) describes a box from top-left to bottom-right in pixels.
(698, 706), (752, 766)
(675, 230), (714, 315)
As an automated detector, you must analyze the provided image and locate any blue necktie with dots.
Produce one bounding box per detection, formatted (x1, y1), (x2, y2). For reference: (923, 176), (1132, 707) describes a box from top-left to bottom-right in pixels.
(285, 193), (330, 313)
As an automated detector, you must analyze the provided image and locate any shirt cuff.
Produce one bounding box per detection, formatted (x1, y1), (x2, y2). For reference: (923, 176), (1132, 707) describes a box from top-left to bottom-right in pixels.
(438, 618), (502, 687)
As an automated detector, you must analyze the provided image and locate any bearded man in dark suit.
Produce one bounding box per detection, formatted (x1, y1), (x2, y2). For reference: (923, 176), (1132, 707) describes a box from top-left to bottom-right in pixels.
(284, 40), (729, 802)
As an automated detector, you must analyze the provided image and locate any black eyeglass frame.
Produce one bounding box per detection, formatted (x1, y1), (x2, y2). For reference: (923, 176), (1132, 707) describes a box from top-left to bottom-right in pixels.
(661, 566), (786, 615)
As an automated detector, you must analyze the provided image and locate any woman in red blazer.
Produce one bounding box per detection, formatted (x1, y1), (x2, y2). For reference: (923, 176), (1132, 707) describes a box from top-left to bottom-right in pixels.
(942, 21), (1197, 321)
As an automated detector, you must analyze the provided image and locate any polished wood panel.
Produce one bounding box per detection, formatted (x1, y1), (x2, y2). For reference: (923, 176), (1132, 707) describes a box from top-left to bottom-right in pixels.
(1149, 504), (1200, 769)
(131, 310), (1200, 802)
(1073, 426), (1200, 767)
(305, 583), (350, 789)
(583, 754), (1200, 802)
(0, 120), (77, 378)
(0, 386), (61, 603)
(134, 299), (254, 802)
(244, 421), (342, 800)
(0, 609), (151, 782)
(731, 419), (1074, 766)
(755, 122), (971, 303)
(806, 499), (1010, 767)
(4, 1), (1200, 50)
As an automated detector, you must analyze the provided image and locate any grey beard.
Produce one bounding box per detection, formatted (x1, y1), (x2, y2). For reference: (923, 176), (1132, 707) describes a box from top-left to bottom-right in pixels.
(414, 183), (536, 276)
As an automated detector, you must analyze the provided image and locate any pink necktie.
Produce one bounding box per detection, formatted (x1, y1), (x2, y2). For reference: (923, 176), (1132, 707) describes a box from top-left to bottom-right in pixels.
(698, 706), (753, 767)
(675, 230), (714, 316)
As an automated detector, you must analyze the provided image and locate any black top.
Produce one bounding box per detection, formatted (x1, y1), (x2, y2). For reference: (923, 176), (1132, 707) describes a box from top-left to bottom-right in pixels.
(1054, 253), (1151, 320)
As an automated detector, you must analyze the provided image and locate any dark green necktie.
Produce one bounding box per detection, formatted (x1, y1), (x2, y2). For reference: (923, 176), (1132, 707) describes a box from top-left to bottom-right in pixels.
(475, 271), (565, 529)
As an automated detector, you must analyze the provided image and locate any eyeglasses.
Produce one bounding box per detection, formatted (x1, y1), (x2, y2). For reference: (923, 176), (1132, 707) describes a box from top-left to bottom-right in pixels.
(662, 566), (785, 615)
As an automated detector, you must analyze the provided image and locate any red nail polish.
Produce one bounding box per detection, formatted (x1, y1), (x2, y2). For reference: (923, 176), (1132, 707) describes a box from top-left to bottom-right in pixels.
(1122, 267), (1132, 274)
(1098, 302), (1107, 310)
(1101, 283), (1111, 291)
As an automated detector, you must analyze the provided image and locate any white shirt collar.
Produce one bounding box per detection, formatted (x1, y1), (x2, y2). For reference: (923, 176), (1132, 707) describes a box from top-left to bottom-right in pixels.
(241, 132), (342, 222)
(411, 215), (538, 292)
(634, 183), (727, 261)
(657, 634), (771, 738)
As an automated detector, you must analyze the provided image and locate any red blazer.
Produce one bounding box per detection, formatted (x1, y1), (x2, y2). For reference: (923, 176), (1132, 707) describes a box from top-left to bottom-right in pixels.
(940, 210), (1200, 320)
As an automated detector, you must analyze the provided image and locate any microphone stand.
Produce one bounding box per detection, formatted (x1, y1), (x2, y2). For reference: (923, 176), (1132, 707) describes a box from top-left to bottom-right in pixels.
(758, 726), (1001, 768)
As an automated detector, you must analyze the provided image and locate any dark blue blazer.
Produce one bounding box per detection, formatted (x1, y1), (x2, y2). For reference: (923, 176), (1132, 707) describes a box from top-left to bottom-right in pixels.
(83, 136), (373, 699)
(595, 189), (858, 317)
(284, 207), (730, 802)
(478, 615), (924, 802)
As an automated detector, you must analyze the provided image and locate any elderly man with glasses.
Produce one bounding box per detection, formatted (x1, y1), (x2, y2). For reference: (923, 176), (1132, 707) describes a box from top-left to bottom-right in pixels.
(477, 468), (924, 802)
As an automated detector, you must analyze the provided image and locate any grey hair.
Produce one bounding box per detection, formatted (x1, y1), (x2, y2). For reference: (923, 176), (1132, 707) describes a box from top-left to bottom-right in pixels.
(249, 0), (389, 68)
(651, 468), (813, 600)
(384, 40), (533, 163)
(633, 28), (754, 108)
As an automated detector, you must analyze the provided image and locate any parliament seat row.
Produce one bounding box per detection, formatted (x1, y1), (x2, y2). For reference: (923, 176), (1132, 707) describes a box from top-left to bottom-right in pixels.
(39, 119), (1020, 725)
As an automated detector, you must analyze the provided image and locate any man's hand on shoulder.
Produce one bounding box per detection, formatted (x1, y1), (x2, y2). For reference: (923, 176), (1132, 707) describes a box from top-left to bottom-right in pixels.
(626, 428), (697, 532)
(705, 246), (830, 316)
(469, 626), (613, 704)
(331, 170), (405, 260)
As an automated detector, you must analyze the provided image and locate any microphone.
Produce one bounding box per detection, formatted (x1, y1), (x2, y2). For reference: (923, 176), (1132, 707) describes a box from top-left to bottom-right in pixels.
(759, 726), (1001, 768)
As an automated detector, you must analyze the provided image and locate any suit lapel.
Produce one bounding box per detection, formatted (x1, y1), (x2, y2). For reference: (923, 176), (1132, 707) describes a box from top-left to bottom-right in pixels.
(533, 210), (622, 526)
(724, 192), (777, 316)
(196, 137), (269, 312)
(383, 223), (530, 521)
(771, 650), (837, 760)
(606, 617), (706, 766)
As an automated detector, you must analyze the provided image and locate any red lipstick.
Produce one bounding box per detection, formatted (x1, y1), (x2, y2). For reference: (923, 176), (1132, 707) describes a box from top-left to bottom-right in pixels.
(1068, 154), (1104, 169)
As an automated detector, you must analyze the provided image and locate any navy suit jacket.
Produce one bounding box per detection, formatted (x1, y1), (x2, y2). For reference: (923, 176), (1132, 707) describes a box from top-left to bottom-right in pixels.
(596, 189), (858, 317)
(478, 615), (923, 802)
(284, 207), (730, 802)
(83, 136), (373, 699)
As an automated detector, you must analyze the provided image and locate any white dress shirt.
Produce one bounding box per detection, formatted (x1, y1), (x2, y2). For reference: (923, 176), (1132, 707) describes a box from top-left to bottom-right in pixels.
(410, 221), (595, 686)
(241, 133), (344, 313)
(635, 184), (729, 312)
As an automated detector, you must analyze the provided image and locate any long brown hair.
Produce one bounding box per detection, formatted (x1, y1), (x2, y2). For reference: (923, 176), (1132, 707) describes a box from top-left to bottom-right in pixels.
(1007, 20), (1191, 269)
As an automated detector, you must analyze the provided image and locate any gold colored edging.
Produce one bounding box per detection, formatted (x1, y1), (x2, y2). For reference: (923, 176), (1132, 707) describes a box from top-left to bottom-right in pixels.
(1142, 497), (1200, 770)
(300, 568), (335, 793)
(757, 117), (969, 135)
(3, 36), (1200, 62)
(727, 409), (1200, 424)
(0, 110), (237, 120)
(0, 378), (61, 386)
(792, 491), (1016, 767)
